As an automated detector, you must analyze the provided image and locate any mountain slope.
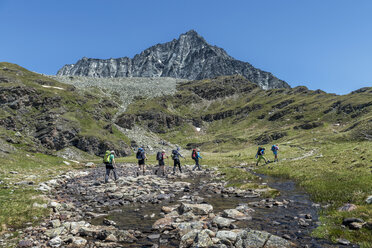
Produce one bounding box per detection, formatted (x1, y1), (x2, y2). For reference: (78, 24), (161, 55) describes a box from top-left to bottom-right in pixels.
(0, 62), (131, 157)
(116, 75), (372, 149)
(57, 30), (289, 89)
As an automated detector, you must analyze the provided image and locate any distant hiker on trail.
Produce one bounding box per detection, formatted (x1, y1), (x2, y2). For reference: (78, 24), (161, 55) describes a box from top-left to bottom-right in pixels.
(136, 147), (147, 176)
(271, 144), (279, 162)
(192, 148), (203, 171)
(155, 150), (168, 176)
(104, 150), (118, 183)
(172, 147), (185, 174)
(256, 147), (268, 166)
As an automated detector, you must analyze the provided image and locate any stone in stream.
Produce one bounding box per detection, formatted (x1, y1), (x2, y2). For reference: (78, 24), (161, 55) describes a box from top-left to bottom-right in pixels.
(178, 203), (213, 215)
(222, 209), (252, 220)
(180, 229), (199, 248)
(70, 237), (88, 247)
(48, 236), (62, 247)
(193, 230), (214, 247)
(212, 216), (236, 228)
(337, 238), (351, 245)
(216, 230), (238, 243)
(235, 229), (295, 248)
(147, 234), (161, 240)
(152, 217), (173, 229)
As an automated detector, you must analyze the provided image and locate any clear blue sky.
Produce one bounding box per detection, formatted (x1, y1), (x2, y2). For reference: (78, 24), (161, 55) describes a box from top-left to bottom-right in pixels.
(1, 0), (371, 94)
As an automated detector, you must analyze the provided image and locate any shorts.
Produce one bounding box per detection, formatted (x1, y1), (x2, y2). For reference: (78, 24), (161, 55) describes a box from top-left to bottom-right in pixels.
(273, 151), (278, 155)
(105, 163), (114, 169)
(138, 159), (145, 165)
(159, 160), (165, 166)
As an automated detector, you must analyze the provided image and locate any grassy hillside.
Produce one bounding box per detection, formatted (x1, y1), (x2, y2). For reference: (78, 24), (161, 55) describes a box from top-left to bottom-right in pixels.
(119, 75), (372, 246)
(0, 62), (131, 156)
(0, 62), (133, 233)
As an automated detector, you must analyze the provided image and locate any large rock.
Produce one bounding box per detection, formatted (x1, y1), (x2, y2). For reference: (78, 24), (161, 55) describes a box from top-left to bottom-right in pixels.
(180, 229), (199, 248)
(178, 203), (213, 215)
(152, 217), (172, 229)
(222, 209), (252, 220)
(216, 230), (238, 242)
(213, 216), (235, 228)
(57, 30), (289, 90)
(235, 229), (295, 248)
(192, 230), (214, 248)
(48, 236), (62, 247)
(366, 195), (372, 204)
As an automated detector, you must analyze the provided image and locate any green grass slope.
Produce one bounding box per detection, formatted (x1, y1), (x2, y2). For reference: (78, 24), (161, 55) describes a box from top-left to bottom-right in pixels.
(119, 75), (372, 246)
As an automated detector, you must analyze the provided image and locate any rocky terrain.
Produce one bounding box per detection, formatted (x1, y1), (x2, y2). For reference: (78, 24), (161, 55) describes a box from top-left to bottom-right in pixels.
(48, 76), (187, 112)
(6, 162), (355, 248)
(57, 30), (290, 90)
(0, 63), (131, 157)
(118, 75), (372, 149)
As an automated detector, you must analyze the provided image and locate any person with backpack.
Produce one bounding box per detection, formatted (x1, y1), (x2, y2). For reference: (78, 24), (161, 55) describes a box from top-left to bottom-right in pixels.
(192, 148), (203, 171)
(271, 144), (279, 162)
(155, 150), (168, 176)
(104, 150), (118, 183)
(256, 147), (268, 166)
(171, 147), (185, 174)
(136, 147), (147, 176)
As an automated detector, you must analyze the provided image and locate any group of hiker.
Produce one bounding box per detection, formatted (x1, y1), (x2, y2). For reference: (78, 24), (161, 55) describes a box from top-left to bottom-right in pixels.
(256, 144), (279, 166)
(103, 144), (279, 183)
(103, 147), (203, 183)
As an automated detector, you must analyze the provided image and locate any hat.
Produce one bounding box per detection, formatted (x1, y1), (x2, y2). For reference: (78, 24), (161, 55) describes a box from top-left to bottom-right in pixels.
(162, 149), (165, 152)
(110, 150), (115, 154)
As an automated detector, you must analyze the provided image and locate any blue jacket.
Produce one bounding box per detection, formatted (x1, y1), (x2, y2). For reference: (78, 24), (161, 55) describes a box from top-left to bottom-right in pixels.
(196, 152), (202, 159)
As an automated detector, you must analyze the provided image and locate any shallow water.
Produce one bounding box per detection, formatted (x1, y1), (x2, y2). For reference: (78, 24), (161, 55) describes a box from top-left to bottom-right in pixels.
(91, 170), (357, 248)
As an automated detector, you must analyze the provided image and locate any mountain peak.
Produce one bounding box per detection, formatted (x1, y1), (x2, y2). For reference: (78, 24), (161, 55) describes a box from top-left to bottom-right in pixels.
(57, 31), (290, 89)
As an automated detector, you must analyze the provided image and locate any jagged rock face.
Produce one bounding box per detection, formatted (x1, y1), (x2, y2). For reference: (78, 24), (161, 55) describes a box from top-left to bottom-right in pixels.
(57, 30), (289, 89)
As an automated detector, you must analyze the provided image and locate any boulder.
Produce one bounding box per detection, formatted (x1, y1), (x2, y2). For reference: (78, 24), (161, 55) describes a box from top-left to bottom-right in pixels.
(152, 217), (172, 229)
(45, 227), (65, 238)
(222, 209), (251, 220)
(366, 195), (372, 204)
(212, 216), (235, 228)
(48, 236), (62, 247)
(235, 229), (295, 248)
(180, 229), (199, 248)
(70, 237), (88, 247)
(216, 230), (238, 243)
(178, 203), (213, 215)
(192, 230), (214, 248)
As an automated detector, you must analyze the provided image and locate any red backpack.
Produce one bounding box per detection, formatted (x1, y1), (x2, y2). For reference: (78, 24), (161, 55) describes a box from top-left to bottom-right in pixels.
(191, 149), (197, 159)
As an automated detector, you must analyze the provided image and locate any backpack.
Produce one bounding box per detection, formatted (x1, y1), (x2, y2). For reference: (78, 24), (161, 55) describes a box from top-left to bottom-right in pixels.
(156, 151), (162, 161)
(171, 150), (179, 160)
(257, 147), (264, 155)
(191, 149), (197, 159)
(271, 145), (278, 152)
(103, 150), (111, 163)
(136, 149), (144, 160)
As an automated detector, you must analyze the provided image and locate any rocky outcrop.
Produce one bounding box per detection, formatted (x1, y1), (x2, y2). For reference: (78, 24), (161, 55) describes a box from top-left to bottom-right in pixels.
(0, 63), (131, 156)
(57, 30), (290, 89)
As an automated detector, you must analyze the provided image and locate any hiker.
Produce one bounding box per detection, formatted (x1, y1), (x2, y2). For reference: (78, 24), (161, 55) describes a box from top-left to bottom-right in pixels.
(104, 150), (118, 183)
(271, 144), (279, 162)
(171, 147), (185, 174)
(155, 149), (168, 176)
(256, 147), (268, 166)
(192, 148), (203, 171)
(136, 147), (147, 176)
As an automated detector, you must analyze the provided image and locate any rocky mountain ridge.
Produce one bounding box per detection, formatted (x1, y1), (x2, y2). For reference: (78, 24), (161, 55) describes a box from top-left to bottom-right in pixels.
(57, 30), (290, 90)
